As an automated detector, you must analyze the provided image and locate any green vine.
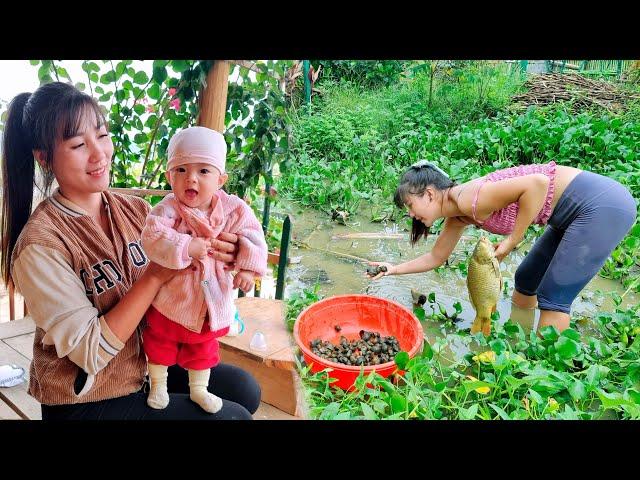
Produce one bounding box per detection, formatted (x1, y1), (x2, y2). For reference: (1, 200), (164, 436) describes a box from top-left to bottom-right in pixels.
(28, 59), (290, 200)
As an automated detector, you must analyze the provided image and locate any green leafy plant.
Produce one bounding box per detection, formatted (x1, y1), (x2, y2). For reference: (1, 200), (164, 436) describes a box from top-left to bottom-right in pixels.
(26, 60), (289, 201)
(285, 283), (323, 331)
(300, 304), (640, 420)
(312, 60), (408, 88)
(413, 292), (462, 330)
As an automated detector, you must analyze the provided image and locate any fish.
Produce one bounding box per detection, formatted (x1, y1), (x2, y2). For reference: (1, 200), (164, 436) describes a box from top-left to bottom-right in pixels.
(467, 236), (502, 336)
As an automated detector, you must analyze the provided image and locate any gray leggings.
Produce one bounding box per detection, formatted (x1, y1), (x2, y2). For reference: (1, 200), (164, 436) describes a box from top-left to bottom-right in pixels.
(514, 171), (637, 314)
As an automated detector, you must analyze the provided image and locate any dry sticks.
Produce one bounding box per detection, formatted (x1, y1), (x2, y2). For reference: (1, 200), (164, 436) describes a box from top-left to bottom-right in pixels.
(511, 73), (640, 112)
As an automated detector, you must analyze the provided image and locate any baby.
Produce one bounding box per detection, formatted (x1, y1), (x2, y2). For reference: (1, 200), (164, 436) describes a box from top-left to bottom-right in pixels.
(141, 126), (268, 413)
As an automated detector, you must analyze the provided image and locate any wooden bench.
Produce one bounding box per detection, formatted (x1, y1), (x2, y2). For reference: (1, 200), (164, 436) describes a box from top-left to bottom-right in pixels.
(0, 316), (40, 419)
(220, 296), (306, 417)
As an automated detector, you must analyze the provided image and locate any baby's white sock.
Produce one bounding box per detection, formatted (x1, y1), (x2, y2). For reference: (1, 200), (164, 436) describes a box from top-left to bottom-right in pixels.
(188, 369), (223, 414)
(147, 363), (170, 409)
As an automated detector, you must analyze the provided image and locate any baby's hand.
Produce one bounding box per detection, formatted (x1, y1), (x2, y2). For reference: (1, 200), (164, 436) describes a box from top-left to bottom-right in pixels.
(188, 237), (210, 259)
(234, 270), (256, 293)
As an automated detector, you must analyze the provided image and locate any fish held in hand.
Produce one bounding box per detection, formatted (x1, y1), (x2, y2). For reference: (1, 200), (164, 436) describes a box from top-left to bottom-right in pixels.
(467, 236), (502, 336)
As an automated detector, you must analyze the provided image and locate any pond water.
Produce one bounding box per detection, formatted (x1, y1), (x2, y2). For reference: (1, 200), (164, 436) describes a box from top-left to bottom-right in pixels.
(278, 201), (638, 360)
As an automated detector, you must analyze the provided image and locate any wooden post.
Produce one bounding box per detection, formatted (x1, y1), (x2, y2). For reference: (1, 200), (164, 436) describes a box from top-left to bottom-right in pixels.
(617, 60), (623, 79)
(8, 280), (15, 321)
(519, 60), (528, 78)
(275, 215), (291, 301)
(261, 183), (271, 235)
(197, 60), (231, 290)
(198, 60), (231, 133)
(303, 60), (311, 104)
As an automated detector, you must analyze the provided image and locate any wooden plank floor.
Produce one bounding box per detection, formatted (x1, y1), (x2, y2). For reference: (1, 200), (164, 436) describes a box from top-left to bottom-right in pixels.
(0, 397), (22, 419)
(0, 317), (301, 420)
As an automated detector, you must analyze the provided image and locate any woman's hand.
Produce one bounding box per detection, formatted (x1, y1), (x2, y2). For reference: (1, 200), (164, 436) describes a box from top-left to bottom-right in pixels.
(207, 231), (239, 269)
(366, 261), (395, 280)
(494, 236), (518, 262)
(145, 261), (194, 286)
(104, 262), (194, 342)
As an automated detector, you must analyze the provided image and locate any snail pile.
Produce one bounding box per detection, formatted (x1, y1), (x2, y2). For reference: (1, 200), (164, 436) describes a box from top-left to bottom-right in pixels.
(310, 330), (401, 366)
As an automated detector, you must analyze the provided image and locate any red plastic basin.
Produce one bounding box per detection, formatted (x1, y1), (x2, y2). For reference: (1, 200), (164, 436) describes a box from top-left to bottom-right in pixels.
(293, 294), (424, 390)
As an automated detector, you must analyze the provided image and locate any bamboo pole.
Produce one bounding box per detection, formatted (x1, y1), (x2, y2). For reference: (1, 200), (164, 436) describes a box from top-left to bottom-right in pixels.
(332, 233), (406, 240)
(294, 241), (372, 264)
(198, 60), (231, 132)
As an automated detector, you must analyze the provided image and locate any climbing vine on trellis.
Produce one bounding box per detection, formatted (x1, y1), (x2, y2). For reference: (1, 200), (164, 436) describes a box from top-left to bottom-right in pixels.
(29, 60), (290, 199)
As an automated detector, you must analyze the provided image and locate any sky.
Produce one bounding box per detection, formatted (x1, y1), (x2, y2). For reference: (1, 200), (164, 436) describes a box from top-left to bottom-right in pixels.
(0, 61), (41, 102)
(0, 60), (257, 105)
(0, 60), (90, 103)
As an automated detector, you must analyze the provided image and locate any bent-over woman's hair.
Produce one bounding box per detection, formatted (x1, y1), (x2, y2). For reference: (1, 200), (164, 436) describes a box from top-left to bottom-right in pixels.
(1, 82), (106, 284)
(394, 161), (455, 246)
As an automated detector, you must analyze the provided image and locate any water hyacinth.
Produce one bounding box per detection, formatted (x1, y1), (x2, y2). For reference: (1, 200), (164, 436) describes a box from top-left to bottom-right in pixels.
(299, 305), (640, 420)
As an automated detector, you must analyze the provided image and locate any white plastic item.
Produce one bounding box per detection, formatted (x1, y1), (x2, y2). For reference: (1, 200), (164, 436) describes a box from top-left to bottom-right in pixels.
(249, 331), (268, 352)
(225, 304), (245, 337)
(0, 364), (26, 388)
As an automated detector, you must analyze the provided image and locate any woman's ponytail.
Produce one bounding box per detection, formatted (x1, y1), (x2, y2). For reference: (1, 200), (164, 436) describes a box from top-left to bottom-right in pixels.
(1, 92), (36, 284)
(1, 81), (108, 284)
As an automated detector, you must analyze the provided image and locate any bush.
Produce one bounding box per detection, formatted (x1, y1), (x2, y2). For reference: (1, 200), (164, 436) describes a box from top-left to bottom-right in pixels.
(311, 60), (408, 88)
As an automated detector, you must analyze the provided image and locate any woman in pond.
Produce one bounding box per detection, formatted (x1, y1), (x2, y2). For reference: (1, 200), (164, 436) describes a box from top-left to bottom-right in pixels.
(369, 160), (636, 333)
(1, 81), (261, 419)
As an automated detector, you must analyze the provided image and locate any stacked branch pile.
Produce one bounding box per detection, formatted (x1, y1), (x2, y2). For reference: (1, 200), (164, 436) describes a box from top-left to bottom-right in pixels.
(512, 73), (640, 112)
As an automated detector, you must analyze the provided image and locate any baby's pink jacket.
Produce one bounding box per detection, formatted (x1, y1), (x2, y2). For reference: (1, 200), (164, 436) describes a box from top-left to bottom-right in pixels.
(141, 191), (268, 333)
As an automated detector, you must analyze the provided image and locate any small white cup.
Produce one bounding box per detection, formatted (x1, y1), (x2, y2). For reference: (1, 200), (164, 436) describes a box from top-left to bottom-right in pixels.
(249, 331), (268, 352)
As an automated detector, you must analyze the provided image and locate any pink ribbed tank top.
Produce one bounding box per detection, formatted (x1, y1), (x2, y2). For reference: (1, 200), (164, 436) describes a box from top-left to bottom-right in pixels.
(470, 161), (557, 235)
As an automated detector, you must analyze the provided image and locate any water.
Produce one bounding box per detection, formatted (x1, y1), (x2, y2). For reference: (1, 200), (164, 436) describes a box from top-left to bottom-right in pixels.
(279, 201), (639, 358)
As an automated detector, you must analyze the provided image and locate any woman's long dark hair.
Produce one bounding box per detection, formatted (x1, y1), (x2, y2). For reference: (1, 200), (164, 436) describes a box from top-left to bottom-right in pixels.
(1, 82), (106, 284)
(394, 162), (455, 246)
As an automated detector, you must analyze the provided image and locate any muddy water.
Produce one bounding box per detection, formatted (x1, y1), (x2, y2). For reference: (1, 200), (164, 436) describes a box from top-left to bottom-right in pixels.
(281, 202), (639, 359)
